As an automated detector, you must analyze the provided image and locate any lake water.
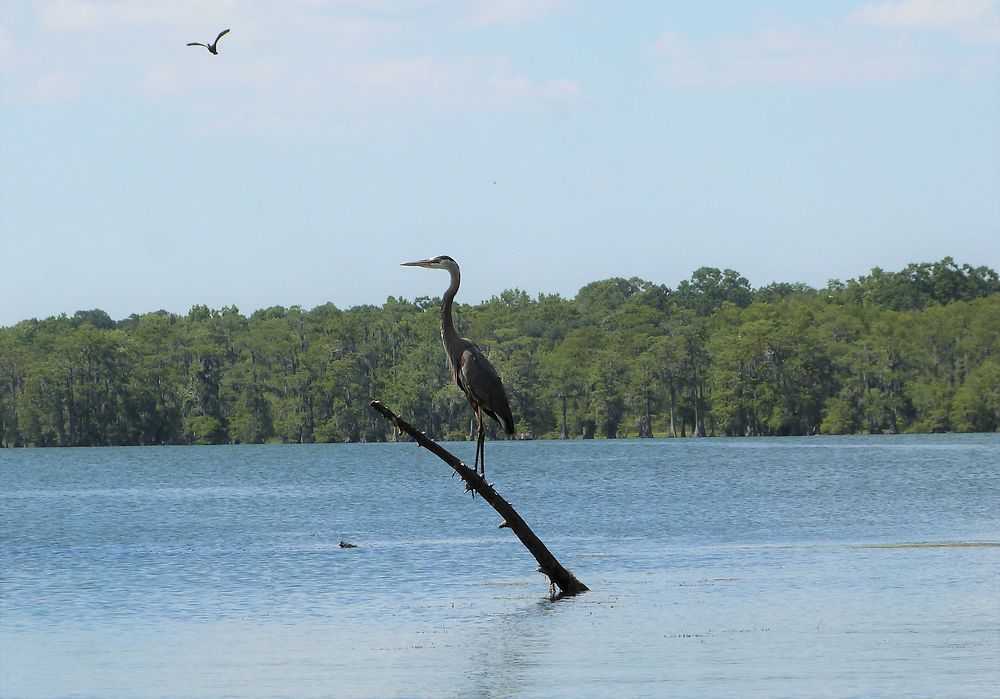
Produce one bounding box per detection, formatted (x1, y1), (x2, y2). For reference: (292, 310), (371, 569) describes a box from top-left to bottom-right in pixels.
(1, 434), (998, 698)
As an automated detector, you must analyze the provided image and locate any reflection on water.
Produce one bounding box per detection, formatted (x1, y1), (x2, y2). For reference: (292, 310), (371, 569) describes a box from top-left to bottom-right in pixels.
(1, 434), (998, 697)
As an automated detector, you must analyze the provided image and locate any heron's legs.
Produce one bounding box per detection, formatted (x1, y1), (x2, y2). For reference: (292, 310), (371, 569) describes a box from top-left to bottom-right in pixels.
(477, 427), (486, 478)
(474, 407), (486, 478)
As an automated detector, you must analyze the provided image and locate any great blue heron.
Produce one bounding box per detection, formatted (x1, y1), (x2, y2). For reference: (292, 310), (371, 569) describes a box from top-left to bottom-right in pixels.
(187, 28), (230, 54)
(401, 256), (515, 478)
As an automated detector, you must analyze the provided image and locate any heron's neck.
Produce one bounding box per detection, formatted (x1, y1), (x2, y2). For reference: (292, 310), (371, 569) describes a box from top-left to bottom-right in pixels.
(441, 266), (461, 339)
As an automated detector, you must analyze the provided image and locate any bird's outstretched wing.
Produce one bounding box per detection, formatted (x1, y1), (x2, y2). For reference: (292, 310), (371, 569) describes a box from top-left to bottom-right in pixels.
(215, 28), (230, 43)
(187, 42), (207, 47)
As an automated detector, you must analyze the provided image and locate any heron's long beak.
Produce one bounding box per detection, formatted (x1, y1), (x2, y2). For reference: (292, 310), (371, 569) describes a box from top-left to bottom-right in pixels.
(401, 259), (434, 268)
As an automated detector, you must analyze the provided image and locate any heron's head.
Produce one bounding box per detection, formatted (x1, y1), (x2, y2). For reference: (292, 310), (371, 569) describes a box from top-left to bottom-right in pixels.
(400, 255), (458, 272)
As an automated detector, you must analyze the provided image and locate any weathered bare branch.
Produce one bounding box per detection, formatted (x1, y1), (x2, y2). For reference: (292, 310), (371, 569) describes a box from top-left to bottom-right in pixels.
(370, 399), (588, 597)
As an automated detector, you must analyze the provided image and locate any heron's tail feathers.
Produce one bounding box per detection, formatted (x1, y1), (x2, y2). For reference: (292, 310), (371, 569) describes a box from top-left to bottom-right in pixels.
(485, 405), (516, 437)
(498, 407), (516, 437)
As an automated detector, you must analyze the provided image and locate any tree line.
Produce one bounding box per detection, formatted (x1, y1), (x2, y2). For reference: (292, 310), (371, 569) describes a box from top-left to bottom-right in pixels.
(1, 257), (998, 447)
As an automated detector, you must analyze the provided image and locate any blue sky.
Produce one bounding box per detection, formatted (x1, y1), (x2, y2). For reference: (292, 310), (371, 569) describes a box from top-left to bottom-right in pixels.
(1, 0), (998, 326)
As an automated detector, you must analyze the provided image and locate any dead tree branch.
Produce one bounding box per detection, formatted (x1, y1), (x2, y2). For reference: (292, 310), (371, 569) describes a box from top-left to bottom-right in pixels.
(370, 400), (589, 597)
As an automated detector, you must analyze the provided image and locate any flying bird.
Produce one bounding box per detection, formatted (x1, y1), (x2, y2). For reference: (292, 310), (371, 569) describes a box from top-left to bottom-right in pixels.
(401, 256), (515, 478)
(187, 28), (230, 55)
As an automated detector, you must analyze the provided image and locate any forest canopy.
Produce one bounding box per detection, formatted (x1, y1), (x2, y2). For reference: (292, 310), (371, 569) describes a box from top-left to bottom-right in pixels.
(1, 257), (998, 447)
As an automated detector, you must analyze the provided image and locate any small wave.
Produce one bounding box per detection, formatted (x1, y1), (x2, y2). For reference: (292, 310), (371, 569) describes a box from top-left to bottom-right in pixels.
(852, 542), (999, 549)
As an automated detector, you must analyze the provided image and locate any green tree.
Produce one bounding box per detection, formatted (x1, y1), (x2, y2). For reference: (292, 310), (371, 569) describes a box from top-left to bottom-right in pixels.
(951, 360), (1000, 432)
(674, 267), (752, 317)
(2, 258), (998, 446)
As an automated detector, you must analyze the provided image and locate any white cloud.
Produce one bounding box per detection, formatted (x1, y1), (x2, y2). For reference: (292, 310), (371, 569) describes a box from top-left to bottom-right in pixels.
(649, 2), (999, 88)
(2, 0), (581, 134)
(489, 73), (582, 112)
(137, 50), (580, 137)
(466, 0), (568, 26)
(35, 0), (239, 32)
(5, 71), (91, 104)
(340, 56), (459, 102)
(852, 0), (1000, 42)
(327, 55), (581, 111)
(650, 24), (935, 86)
(0, 25), (16, 75)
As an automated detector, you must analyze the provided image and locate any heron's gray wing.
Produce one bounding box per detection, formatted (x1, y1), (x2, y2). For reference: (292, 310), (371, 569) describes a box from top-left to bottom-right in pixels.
(215, 28), (230, 43)
(458, 347), (498, 395)
(459, 348), (515, 434)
